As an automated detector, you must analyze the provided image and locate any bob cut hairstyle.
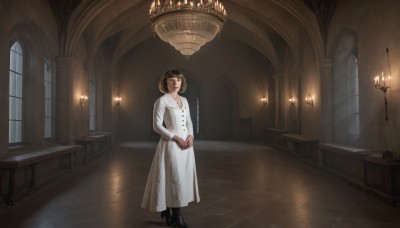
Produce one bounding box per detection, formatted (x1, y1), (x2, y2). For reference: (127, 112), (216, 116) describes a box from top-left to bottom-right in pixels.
(159, 69), (187, 93)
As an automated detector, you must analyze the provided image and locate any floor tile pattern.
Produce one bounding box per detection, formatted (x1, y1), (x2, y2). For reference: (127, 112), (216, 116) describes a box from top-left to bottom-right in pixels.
(1, 141), (399, 228)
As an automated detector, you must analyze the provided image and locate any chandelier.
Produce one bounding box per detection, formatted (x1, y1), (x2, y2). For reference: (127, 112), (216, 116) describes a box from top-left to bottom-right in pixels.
(149, 0), (227, 58)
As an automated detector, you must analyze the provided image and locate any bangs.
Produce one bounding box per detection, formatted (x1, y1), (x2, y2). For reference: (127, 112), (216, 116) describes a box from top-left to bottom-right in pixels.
(165, 69), (183, 79)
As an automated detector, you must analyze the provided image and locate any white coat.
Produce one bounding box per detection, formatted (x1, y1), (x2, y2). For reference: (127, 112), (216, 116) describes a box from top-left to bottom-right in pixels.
(141, 93), (200, 212)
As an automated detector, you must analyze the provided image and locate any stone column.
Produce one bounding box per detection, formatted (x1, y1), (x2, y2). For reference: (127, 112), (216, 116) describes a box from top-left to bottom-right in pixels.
(56, 57), (77, 144)
(0, 40), (8, 158)
(273, 75), (281, 129)
(319, 58), (333, 142)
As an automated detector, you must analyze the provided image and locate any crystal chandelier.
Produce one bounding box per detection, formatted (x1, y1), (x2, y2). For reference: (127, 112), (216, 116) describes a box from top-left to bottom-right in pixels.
(149, 0), (227, 58)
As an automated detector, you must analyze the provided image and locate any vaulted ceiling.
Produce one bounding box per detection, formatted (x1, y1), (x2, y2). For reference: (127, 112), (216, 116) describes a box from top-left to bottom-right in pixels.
(50, 0), (337, 70)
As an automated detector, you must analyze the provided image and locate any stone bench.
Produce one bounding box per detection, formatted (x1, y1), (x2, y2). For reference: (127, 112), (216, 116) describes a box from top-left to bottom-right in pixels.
(320, 143), (376, 189)
(364, 154), (400, 206)
(265, 128), (288, 148)
(75, 132), (112, 163)
(0, 145), (83, 205)
(280, 134), (320, 167)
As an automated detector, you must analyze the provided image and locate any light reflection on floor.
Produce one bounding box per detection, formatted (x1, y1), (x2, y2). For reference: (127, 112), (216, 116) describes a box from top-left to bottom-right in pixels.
(0, 140), (399, 228)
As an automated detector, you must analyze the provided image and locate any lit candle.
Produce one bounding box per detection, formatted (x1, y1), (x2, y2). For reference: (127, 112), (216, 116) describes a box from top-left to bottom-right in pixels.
(374, 76), (380, 86)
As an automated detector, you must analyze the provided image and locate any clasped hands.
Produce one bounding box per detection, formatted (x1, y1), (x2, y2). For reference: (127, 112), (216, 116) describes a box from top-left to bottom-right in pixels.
(173, 135), (193, 150)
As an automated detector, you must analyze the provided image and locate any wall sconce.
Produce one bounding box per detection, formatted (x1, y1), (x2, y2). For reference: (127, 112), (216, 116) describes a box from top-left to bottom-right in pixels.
(261, 97), (268, 105)
(374, 72), (390, 121)
(374, 72), (392, 158)
(80, 94), (88, 104)
(114, 93), (122, 106)
(305, 94), (313, 106)
(289, 96), (296, 105)
(375, 48), (394, 158)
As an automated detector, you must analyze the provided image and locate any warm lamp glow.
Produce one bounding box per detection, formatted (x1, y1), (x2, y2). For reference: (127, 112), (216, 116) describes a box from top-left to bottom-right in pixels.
(374, 72), (391, 91)
(261, 97), (268, 105)
(80, 95), (88, 104)
(115, 93), (122, 106)
(373, 72), (391, 122)
(305, 94), (313, 106)
(289, 96), (296, 104)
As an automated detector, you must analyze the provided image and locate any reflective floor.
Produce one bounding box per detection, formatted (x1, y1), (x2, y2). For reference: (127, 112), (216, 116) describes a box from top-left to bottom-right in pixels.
(1, 141), (399, 228)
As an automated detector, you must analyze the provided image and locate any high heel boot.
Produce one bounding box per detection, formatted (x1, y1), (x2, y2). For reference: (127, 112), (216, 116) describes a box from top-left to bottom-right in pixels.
(171, 208), (188, 228)
(161, 207), (176, 227)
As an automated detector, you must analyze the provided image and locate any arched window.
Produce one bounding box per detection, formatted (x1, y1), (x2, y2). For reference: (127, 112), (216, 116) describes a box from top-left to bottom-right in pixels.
(347, 55), (359, 136)
(9, 41), (24, 144)
(44, 59), (52, 138)
(332, 31), (360, 144)
(89, 74), (96, 131)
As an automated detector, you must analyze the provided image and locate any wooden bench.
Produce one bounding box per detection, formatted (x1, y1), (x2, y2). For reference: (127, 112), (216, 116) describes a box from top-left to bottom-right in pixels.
(0, 145), (83, 205)
(75, 132), (112, 163)
(280, 134), (320, 166)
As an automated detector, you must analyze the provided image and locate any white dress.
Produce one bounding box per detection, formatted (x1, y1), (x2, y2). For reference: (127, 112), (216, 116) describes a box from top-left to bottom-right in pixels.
(141, 94), (200, 212)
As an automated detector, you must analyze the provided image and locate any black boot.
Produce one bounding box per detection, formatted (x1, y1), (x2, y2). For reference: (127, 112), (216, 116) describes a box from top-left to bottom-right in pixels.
(161, 207), (176, 227)
(171, 208), (188, 228)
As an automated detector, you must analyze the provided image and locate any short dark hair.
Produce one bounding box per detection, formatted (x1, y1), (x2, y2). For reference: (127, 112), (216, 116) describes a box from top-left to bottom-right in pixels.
(159, 69), (187, 93)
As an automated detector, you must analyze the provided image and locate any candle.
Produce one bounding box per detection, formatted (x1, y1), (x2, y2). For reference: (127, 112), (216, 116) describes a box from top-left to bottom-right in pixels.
(374, 76), (380, 86)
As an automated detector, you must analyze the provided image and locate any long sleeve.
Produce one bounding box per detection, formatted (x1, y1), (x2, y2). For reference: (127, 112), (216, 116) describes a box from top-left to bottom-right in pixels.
(184, 98), (194, 138)
(153, 98), (175, 140)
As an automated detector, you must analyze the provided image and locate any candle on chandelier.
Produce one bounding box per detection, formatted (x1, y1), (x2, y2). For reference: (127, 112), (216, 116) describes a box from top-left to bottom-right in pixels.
(374, 75), (380, 86)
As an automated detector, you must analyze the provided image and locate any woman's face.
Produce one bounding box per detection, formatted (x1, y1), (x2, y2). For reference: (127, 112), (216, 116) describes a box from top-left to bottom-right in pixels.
(166, 76), (181, 93)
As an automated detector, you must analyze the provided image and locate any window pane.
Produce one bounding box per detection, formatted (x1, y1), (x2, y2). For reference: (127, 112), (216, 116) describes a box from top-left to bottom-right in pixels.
(9, 97), (15, 119)
(16, 53), (22, 74)
(44, 60), (52, 138)
(9, 72), (16, 96)
(15, 121), (22, 142)
(10, 51), (16, 71)
(9, 121), (15, 143)
(15, 98), (22, 120)
(16, 74), (23, 98)
(9, 41), (23, 144)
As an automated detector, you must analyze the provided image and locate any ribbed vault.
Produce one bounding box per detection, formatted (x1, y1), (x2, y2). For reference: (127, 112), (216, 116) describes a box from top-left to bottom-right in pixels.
(50, 0), (332, 73)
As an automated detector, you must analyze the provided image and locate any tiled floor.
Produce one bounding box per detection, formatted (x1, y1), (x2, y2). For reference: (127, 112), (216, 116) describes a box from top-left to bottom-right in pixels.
(1, 141), (399, 228)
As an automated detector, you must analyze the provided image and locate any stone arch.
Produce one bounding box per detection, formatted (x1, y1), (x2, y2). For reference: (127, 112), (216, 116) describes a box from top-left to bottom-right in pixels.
(330, 28), (359, 145)
(8, 21), (57, 145)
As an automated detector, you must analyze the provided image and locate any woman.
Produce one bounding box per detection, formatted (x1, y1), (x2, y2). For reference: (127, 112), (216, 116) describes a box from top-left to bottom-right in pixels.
(141, 69), (200, 228)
